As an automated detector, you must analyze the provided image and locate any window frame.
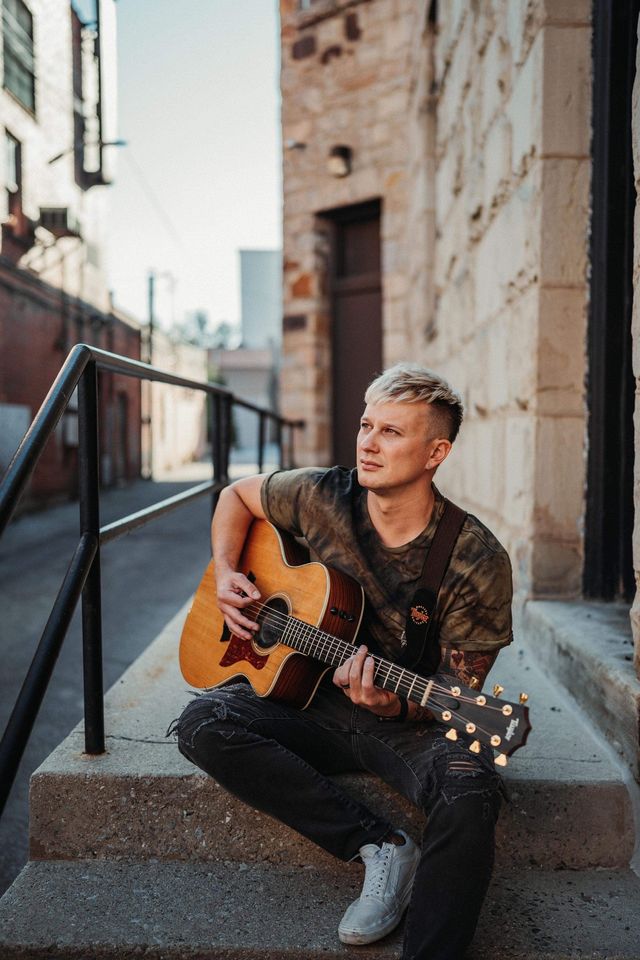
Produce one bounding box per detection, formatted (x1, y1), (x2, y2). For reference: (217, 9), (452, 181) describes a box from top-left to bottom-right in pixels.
(2, 0), (36, 116)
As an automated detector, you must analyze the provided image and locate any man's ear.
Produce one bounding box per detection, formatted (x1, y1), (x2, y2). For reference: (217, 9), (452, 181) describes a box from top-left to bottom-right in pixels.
(426, 438), (452, 471)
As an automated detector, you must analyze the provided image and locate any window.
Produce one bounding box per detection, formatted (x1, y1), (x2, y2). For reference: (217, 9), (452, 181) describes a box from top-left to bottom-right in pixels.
(5, 131), (22, 219)
(5, 132), (21, 194)
(71, 7), (86, 187)
(2, 0), (35, 113)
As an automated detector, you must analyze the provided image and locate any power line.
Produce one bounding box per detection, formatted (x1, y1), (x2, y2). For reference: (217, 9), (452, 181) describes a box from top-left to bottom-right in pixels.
(122, 149), (185, 252)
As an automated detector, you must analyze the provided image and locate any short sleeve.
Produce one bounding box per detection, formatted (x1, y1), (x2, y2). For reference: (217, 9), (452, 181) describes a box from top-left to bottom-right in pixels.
(260, 467), (326, 539)
(437, 550), (513, 652)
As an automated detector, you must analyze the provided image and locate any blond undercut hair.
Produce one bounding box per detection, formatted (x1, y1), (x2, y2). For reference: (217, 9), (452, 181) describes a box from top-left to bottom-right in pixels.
(364, 363), (464, 442)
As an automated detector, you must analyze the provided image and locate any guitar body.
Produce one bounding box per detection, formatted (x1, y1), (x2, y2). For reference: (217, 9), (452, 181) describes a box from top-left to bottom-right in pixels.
(179, 520), (365, 709)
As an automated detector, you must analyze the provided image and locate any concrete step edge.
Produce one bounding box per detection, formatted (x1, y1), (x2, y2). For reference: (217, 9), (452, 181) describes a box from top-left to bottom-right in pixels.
(29, 760), (635, 870)
(1, 859), (640, 960)
(27, 609), (636, 871)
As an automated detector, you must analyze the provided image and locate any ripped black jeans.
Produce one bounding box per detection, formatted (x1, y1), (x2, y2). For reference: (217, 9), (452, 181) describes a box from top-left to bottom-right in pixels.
(174, 678), (502, 960)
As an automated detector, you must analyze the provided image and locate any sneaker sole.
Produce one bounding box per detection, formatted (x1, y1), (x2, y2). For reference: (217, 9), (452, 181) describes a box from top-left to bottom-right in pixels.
(338, 880), (415, 945)
(338, 905), (408, 945)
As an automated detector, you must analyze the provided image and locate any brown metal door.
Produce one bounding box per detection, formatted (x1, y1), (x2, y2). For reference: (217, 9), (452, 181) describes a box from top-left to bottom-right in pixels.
(328, 201), (382, 467)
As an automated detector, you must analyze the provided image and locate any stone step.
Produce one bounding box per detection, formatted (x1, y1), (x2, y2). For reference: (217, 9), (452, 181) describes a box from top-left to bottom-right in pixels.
(27, 604), (635, 871)
(0, 859), (640, 959)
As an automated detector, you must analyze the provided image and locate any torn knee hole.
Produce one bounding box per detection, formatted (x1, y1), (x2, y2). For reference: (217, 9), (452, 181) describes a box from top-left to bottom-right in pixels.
(174, 697), (233, 748)
(448, 760), (482, 773)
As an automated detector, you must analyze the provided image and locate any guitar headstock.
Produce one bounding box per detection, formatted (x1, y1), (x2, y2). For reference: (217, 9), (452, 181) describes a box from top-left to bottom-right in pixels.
(426, 673), (531, 766)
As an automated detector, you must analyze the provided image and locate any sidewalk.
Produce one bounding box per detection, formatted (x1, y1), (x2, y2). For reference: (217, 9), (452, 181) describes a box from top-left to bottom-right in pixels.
(0, 468), (215, 895)
(0, 451), (285, 895)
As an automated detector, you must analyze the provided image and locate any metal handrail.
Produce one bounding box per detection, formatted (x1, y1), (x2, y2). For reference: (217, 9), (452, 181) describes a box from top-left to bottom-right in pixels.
(0, 343), (304, 817)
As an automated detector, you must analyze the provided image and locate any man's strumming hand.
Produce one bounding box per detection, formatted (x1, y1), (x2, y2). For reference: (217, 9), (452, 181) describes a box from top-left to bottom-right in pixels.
(215, 565), (261, 641)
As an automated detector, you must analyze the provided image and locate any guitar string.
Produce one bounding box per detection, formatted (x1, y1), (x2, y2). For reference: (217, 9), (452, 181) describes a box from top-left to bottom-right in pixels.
(235, 603), (508, 748)
(241, 598), (501, 709)
(236, 599), (511, 718)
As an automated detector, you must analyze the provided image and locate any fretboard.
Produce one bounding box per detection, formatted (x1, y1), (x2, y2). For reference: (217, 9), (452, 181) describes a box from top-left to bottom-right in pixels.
(280, 614), (434, 707)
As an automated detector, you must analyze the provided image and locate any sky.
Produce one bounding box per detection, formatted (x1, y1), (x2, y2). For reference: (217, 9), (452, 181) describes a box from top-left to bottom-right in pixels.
(97, 0), (282, 334)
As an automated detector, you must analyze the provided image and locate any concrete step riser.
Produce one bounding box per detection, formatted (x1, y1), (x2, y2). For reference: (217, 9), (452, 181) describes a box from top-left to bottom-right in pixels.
(29, 769), (634, 870)
(1, 860), (640, 960)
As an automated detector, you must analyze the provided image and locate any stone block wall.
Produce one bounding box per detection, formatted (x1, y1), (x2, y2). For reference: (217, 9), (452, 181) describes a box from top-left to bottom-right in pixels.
(410, 0), (591, 601)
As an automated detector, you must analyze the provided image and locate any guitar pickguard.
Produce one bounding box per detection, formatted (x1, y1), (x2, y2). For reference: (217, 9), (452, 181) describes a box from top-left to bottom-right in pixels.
(220, 634), (267, 671)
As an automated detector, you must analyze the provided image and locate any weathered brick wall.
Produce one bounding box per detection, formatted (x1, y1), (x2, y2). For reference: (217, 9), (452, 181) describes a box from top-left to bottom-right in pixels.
(0, 0), (142, 506)
(0, 0), (112, 310)
(280, 0), (417, 463)
(0, 264), (141, 504)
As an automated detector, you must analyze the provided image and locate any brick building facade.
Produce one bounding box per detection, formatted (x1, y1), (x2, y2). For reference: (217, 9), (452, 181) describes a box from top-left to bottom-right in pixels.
(0, 0), (141, 507)
(280, 0), (640, 772)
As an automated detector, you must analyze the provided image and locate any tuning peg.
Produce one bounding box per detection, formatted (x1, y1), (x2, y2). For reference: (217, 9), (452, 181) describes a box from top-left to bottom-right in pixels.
(450, 685), (461, 696)
(445, 728), (458, 741)
(469, 740), (481, 753)
(519, 692), (529, 704)
(493, 684), (504, 697)
(494, 753), (508, 767)
(469, 676), (481, 690)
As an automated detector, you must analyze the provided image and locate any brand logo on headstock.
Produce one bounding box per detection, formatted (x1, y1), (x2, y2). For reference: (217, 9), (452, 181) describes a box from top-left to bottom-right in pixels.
(410, 605), (430, 625)
(504, 718), (520, 741)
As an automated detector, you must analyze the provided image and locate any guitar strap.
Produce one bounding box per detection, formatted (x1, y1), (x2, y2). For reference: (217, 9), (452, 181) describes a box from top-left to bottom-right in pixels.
(401, 498), (467, 674)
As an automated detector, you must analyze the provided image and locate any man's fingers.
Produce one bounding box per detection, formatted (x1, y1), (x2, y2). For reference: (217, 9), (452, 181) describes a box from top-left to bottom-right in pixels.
(333, 654), (355, 689)
(231, 574), (260, 599)
(223, 614), (257, 640)
(347, 646), (368, 697)
(214, 569), (260, 641)
(219, 589), (257, 611)
(362, 654), (376, 690)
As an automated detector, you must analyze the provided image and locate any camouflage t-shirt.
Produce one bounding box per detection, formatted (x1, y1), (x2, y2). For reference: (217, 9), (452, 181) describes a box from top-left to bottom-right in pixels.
(260, 466), (513, 663)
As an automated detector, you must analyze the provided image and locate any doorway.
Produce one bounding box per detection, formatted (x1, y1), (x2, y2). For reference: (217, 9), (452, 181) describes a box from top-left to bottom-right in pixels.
(322, 199), (383, 467)
(584, 0), (639, 601)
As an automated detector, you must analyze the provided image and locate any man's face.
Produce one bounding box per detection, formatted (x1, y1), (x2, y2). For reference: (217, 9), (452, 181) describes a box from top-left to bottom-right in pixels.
(356, 401), (448, 493)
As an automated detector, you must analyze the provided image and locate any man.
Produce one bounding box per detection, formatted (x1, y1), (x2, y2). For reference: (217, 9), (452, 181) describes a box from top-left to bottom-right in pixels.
(176, 363), (513, 960)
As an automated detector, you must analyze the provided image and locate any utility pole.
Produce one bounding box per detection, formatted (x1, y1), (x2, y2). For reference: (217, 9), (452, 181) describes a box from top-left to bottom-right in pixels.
(147, 271), (155, 365)
(141, 270), (155, 479)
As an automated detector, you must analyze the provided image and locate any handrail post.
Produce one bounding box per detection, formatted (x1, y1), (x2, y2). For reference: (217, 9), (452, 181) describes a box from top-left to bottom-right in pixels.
(222, 395), (232, 483)
(212, 394), (223, 512)
(257, 412), (266, 473)
(277, 417), (284, 469)
(287, 423), (295, 469)
(208, 394), (216, 522)
(78, 361), (105, 755)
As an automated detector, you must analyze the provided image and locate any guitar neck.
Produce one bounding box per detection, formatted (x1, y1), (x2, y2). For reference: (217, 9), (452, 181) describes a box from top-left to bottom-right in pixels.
(281, 617), (431, 707)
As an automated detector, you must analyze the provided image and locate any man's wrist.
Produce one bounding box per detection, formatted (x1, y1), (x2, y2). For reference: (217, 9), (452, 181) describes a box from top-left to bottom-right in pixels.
(377, 697), (408, 723)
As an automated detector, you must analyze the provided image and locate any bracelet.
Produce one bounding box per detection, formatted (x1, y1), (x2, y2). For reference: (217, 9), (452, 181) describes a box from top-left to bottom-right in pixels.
(378, 698), (408, 723)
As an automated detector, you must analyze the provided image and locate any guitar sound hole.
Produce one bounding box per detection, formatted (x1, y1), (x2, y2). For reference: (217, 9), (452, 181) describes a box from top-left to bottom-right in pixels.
(254, 597), (289, 650)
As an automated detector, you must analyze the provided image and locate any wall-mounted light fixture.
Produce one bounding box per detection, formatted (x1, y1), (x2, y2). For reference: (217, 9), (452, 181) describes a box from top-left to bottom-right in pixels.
(328, 144), (352, 177)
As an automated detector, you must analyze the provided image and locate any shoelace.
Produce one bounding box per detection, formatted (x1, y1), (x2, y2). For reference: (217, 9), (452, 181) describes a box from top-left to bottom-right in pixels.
(361, 845), (393, 899)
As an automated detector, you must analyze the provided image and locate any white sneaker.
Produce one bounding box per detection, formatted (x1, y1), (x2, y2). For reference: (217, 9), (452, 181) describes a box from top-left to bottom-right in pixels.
(338, 830), (420, 945)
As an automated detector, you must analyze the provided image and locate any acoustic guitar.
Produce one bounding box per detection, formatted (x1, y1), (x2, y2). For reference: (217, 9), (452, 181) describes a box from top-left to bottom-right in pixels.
(179, 520), (531, 766)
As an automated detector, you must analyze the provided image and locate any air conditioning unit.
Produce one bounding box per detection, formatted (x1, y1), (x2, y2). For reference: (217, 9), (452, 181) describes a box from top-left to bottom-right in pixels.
(39, 207), (82, 239)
